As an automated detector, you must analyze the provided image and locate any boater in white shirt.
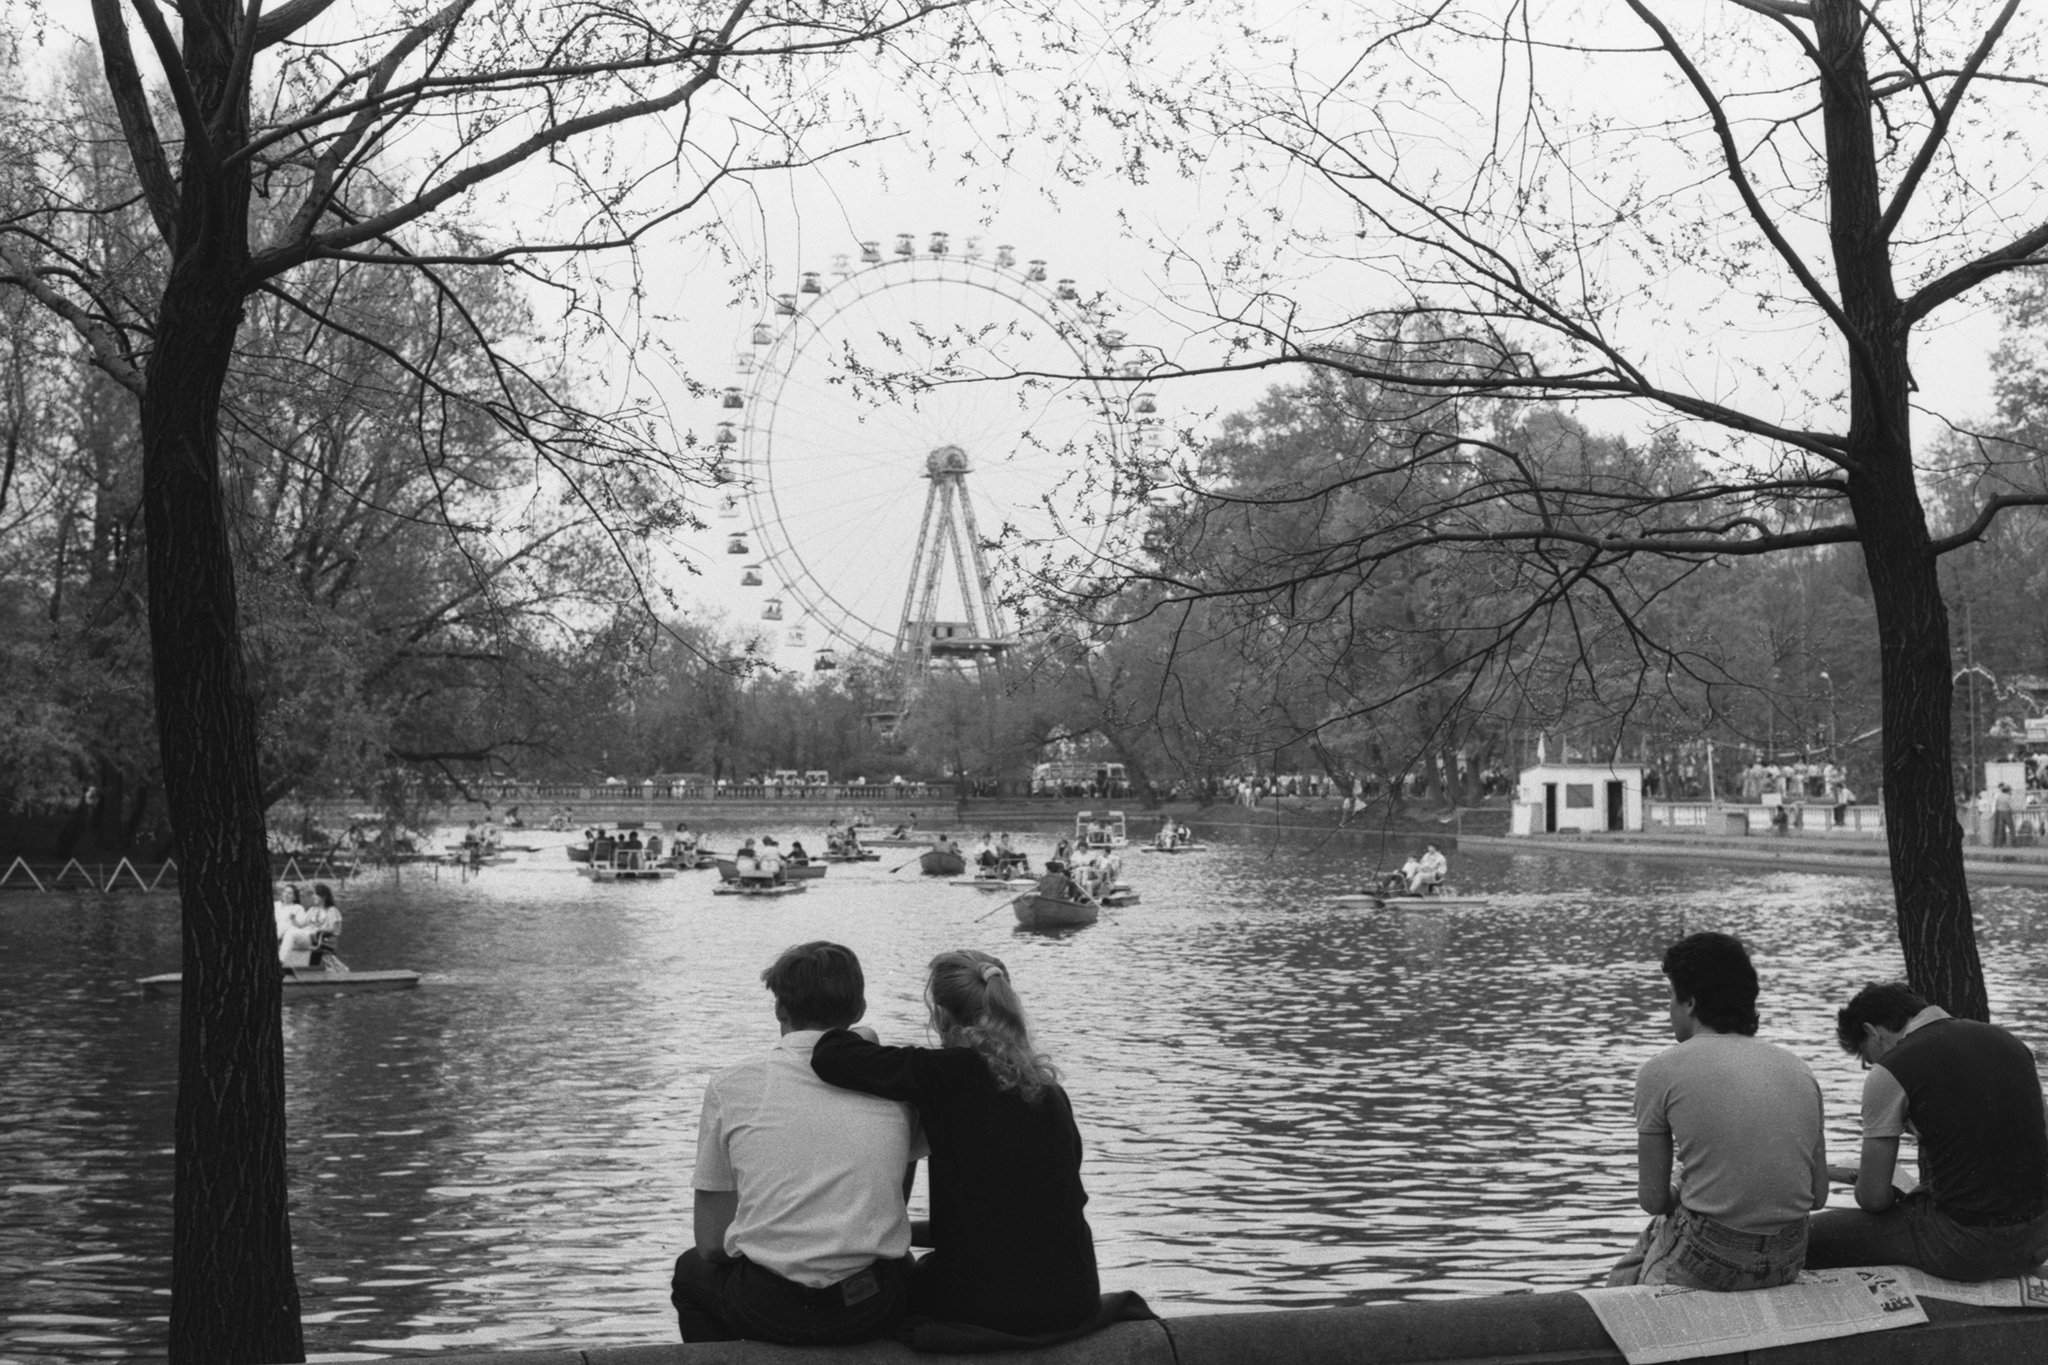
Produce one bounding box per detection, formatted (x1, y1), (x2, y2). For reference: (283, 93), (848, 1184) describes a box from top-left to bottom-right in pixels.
(671, 941), (925, 1344)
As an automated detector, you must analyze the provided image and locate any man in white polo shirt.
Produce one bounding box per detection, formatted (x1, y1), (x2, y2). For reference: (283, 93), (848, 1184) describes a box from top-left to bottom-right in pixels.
(671, 941), (924, 1343)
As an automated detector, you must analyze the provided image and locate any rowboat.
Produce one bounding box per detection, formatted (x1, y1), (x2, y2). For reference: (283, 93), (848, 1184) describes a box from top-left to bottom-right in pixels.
(1139, 842), (1208, 854)
(919, 849), (968, 876)
(711, 880), (807, 897)
(138, 969), (421, 997)
(1010, 893), (1104, 929)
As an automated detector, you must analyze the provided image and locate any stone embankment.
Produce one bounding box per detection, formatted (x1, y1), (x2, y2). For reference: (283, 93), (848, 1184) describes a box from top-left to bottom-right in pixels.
(395, 1291), (2047, 1365)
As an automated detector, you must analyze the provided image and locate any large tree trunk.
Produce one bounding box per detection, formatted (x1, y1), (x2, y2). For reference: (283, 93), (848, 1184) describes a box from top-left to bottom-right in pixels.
(150, 253), (305, 1365)
(1817, 0), (1985, 1019)
(144, 9), (305, 1361)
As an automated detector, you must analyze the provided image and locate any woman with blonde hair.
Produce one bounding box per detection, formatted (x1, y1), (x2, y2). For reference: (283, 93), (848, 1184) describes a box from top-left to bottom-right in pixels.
(811, 949), (1098, 1335)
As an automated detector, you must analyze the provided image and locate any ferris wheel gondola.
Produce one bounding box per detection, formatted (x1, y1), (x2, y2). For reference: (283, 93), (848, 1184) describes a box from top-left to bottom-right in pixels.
(728, 235), (1148, 679)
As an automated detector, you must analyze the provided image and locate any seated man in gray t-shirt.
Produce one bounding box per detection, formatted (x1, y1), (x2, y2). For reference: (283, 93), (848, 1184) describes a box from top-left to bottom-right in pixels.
(1608, 931), (1828, 1290)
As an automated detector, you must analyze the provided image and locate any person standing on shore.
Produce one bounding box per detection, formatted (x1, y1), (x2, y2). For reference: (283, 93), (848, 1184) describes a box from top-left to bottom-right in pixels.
(1608, 932), (1828, 1290)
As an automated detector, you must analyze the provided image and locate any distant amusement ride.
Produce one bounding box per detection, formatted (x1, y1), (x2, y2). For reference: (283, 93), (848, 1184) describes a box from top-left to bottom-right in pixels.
(716, 231), (1167, 722)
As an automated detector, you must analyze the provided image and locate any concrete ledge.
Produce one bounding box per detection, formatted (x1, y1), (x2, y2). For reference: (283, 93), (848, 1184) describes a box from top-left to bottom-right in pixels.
(409, 1293), (2048, 1365)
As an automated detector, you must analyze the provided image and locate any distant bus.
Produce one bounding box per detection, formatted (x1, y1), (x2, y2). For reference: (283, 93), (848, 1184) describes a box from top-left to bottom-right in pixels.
(1030, 760), (1129, 796)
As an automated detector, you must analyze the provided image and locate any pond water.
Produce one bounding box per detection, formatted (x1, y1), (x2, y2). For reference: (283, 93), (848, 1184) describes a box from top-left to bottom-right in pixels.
(5, 826), (2048, 1362)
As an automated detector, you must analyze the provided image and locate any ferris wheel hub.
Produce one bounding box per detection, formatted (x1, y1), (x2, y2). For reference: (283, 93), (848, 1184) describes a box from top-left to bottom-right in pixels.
(926, 444), (971, 476)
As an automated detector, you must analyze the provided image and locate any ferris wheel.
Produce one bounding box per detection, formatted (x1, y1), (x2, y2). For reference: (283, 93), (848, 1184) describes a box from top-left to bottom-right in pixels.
(717, 232), (1158, 676)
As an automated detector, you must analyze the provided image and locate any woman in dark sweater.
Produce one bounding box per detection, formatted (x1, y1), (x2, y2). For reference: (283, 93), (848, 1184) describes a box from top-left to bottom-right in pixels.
(811, 949), (1099, 1335)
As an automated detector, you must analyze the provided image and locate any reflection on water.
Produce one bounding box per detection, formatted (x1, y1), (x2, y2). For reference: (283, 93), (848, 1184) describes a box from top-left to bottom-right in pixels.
(5, 830), (2048, 1360)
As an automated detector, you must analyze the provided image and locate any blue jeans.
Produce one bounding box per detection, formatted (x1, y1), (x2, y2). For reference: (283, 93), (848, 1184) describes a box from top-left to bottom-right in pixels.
(1806, 1191), (2048, 1281)
(1608, 1205), (1807, 1291)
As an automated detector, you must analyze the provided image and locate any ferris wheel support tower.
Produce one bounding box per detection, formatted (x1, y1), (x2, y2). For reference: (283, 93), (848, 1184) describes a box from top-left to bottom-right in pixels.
(896, 444), (1011, 679)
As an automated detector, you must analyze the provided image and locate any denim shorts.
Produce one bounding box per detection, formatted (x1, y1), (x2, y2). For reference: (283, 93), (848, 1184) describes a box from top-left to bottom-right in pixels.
(1611, 1205), (1807, 1291)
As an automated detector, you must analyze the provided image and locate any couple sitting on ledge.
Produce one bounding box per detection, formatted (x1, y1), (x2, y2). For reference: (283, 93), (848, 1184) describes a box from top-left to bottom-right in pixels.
(1610, 931), (2048, 1292)
(673, 940), (1144, 1349)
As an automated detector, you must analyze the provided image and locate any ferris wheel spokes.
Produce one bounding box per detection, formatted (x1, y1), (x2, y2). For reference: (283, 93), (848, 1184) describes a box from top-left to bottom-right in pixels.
(729, 231), (1154, 700)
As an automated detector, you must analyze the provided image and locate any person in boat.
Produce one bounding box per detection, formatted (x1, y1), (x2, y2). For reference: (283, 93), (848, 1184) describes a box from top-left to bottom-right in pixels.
(591, 828), (617, 866)
(1405, 843), (1448, 895)
(810, 950), (1100, 1337)
(646, 831), (664, 861)
(788, 840), (811, 866)
(756, 837), (785, 884)
(671, 941), (923, 1345)
(274, 884), (318, 970)
(1153, 826), (1173, 851)
(1069, 855), (1104, 903)
(1175, 823), (1191, 847)
(888, 815), (918, 839)
(975, 834), (998, 870)
(826, 819), (845, 853)
(1048, 838), (1072, 874)
(308, 883), (345, 970)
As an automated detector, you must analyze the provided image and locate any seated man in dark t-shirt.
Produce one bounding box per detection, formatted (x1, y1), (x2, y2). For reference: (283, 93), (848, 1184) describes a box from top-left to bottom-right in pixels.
(1806, 981), (2048, 1280)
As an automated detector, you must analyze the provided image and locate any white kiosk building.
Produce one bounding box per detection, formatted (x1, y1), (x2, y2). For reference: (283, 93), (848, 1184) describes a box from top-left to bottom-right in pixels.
(1512, 762), (1647, 835)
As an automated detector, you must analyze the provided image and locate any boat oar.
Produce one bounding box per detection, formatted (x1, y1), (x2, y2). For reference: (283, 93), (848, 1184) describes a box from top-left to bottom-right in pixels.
(889, 855), (924, 874)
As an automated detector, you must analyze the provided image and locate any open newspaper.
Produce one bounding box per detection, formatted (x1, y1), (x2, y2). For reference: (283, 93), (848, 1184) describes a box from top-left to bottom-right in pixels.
(1579, 1268), (1926, 1365)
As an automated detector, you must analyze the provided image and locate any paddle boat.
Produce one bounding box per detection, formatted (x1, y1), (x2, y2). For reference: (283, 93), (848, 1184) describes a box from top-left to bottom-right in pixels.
(1075, 810), (1128, 850)
(585, 850), (677, 882)
(138, 968), (421, 997)
(1333, 886), (1491, 909)
(660, 846), (720, 870)
(714, 858), (825, 882)
(712, 879), (807, 898)
(1141, 823), (1207, 853)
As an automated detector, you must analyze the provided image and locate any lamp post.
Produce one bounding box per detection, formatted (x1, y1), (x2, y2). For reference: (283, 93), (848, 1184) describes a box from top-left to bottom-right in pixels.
(1819, 669), (1839, 768)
